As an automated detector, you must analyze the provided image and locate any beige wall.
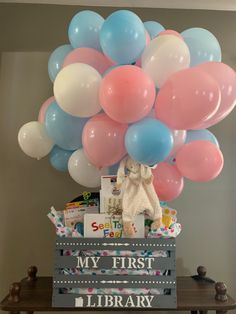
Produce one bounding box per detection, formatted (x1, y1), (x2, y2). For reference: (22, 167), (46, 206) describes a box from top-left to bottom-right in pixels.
(0, 3), (236, 314)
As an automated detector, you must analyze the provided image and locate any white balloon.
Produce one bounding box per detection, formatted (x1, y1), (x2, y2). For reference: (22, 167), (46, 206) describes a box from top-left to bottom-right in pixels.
(141, 35), (190, 88)
(54, 63), (102, 117)
(18, 121), (54, 159)
(68, 149), (108, 187)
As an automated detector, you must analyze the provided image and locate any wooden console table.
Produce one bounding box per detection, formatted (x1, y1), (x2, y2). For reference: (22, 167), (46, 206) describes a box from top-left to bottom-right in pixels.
(1, 266), (236, 313)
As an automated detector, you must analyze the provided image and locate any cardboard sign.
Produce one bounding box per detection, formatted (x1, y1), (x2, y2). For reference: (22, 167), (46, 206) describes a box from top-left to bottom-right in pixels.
(84, 214), (145, 238)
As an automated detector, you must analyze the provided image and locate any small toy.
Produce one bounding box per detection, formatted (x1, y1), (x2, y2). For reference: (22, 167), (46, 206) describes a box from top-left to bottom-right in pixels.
(162, 207), (177, 228)
(116, 156), (162, 236)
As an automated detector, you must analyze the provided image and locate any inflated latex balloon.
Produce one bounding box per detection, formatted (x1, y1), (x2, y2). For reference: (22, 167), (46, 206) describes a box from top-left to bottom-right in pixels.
(48, 45), (73, 82)
(181, 27), (221, 66)
(68, 10), (104, 50)
(186, 129), (219, 147)
(153, 162), (184, 201)
(109, 161), (120, 175)
(155, 68), (221, 130)
(168, 130), (187, 157)
(45, 101), (88, 150)
(142, 35), (190, 88)
(82, 113), (128, 168)
(197, 62), (236, 128)
(99, 65), (156, 123)
(125, 118), (173, 165)
(100, 10), (146, 64)
(144, 21), (165, 39)
(18, 121), (53, 159)
(176, 140), (224, 182)
(54, 63), (102, 117)
(159, 29), (183, 39)
(63, 48), (113, 75)
(38, 96), (55, 123)
(50, 146), (74, 172)
(68, 149), (108, 187)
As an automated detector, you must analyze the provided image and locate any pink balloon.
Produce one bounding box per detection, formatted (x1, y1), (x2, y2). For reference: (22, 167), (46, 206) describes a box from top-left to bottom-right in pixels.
(155, 68), (221, 130)
(135, 58), (142, 67)
(99, 65), (156, 123)
(159, 29), (183, 40)
(167, 130), (186, 157)
(38, 96), (55, 123)
(196, 62), (236, 128)
(63, 48), (113, 75)
(145, 30), (151, 46)
(82, 113), (128, 168)
(176, 140), (224, 182)
(153, 162), (184, 201)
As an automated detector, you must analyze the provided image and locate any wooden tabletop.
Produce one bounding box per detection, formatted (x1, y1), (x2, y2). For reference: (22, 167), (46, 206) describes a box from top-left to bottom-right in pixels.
(1, 274), (236, 312)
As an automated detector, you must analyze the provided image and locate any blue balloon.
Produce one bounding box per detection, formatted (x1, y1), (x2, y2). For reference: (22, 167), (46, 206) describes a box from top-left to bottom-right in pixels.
(186, 129), (219, 147)
(45, 101), (88, 150)
(100, 10), (146, 64)
(50, 146), (74, 172)
(48, 44), (73, 82)
(68, 10), (104, 50)
(144, 21), (165, 39)
(109, 162), (120, 175)
(125, 118), (173, 165)
(181, 27), (221, 66)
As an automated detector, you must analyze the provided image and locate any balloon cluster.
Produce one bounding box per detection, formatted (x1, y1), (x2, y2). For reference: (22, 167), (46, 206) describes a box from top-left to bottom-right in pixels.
(18, 10), (236, 199)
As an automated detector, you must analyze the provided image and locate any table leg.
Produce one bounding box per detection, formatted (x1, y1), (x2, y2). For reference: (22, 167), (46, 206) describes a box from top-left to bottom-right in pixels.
(200, 311), (208, 314)
(191, 311), (198, 314)
(216, 311), (227, 314)
(26, 312), (34, 314)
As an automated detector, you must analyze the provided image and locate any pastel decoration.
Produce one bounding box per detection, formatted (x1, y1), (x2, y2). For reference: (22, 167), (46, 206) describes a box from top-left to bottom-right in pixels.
(45, 101), (88, 150)
(63, 48), (113, 75)
(82, 113), (128, 168)
(145, 30), (151, 45)
(109, 162), (120, 175)
(134, 31), (151, 67)
(168, 130), (187, 157)
(142, 35), (190, 88)
(125, 118), (173, 165)
(152, 162), (184, 201)
(48, 44), (73, 82)
(186, 129), (219, 147)
(159, 29), (183, 40)
(68, 10), (104, 51)
(68, 148), (108, 187)
(144, 21), (165, 39)
(53, 63), (102, 117)
(99, 65), (156, 123)
(181, 27), (222, 66)
(100, 10), (146, 64)
(155, 68), (221, 130)
(197, 62), (236, 128)
(18, 121), (53, 160)
(50, 146), (74, 172)
(38, 96), (55, 123)
(176, 140), (224, 182)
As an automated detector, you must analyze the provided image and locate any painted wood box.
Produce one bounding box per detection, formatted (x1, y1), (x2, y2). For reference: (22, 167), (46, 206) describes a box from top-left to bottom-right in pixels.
(52, 236), (176, 309)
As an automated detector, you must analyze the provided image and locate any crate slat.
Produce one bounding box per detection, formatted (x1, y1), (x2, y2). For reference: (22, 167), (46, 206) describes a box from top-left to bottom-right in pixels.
(53, 275), (176, 288)
(54, 255), (175, 270)
(55, 236), (176, 251)
(52, 293), (177, 308)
